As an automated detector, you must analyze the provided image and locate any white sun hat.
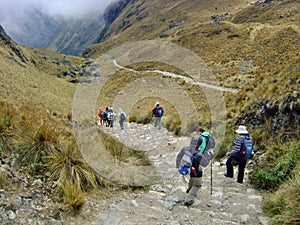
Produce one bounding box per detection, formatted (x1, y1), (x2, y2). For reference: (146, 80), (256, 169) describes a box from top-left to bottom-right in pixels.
(236, 125), (249, 134)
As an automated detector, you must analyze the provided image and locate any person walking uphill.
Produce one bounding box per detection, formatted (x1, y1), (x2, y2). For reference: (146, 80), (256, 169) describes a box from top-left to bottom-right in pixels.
(152, 102), (164, 130)
(224, 125), (254, 184)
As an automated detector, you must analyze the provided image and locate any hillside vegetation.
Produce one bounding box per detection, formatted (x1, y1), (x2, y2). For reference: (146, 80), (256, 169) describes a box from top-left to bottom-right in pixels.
(0, 0), (299, 223)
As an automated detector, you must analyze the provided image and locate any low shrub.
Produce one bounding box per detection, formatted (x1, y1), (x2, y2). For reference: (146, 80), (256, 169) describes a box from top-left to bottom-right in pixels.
(250, 142), (300, 191)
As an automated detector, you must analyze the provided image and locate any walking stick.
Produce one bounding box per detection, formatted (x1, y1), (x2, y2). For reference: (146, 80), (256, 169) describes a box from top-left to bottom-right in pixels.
(211, 161), (213, 195)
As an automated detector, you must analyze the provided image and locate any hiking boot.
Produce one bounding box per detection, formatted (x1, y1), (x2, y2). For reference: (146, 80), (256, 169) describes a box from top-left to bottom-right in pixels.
(224, 173), (233, 178)
(184, 200), (194, 207)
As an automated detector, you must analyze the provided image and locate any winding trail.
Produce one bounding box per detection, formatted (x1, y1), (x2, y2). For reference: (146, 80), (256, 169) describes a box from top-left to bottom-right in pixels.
(113, 59), (239, 93)
(63, 122), (270, 225)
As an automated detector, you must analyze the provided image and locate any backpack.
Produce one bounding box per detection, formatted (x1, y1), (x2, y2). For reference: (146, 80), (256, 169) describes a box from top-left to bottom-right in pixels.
(107, 111), (114, 120)
(241, 136), (254, 159)
(120, 112), (126, 121)
(101, 111), (108, 120)
(156, 107), (163, 117)
(176, 135), (215, 175)
(176, 146), (196, 175)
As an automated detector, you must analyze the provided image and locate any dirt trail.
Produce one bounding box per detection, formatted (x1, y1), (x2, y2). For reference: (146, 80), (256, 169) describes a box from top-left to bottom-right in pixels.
(113, 60), (239, 93)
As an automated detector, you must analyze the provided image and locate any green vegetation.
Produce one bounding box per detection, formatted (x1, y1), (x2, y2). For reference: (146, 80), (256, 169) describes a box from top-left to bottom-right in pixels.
(250, 141), (300, 191)
(263, 170), (300, 225)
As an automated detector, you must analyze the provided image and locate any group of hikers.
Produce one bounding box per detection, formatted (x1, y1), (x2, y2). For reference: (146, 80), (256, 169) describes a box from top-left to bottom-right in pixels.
(97, 102), (254, 207)
(178, 125), (254, 206)
(97, 106), (126, 129)
(97, 102), (164, 130)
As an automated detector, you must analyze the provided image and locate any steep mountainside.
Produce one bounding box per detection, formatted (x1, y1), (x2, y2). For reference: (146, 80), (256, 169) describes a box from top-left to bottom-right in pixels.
(86, 0), (300, 141)
(0, 24), (89, 116)
(2, 8), (105, 56)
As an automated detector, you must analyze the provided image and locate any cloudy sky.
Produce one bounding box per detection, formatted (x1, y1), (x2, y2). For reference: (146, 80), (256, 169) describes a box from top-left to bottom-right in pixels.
(0, 0), (115, 31)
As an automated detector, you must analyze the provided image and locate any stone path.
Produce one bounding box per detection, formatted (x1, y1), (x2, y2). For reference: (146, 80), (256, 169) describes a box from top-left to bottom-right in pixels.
(63, 121), (270, 225)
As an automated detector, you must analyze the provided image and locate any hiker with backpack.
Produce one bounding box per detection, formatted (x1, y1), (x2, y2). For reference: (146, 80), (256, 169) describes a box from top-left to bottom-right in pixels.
(152, 102), (164, 130)
(101, 107), (109, 127)
(224, 125), (254, 184)
(118, 107), (126, 130)
(107, 106), (116, 127)
(97, 107), (104, 126)
(176, 128), (215, 206)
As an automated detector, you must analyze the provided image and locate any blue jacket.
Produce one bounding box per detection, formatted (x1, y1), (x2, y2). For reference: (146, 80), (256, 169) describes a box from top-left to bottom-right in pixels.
(228, 134), (251, 157)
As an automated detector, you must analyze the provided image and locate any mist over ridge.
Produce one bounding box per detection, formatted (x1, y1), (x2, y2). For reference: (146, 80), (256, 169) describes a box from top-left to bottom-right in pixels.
(0, 0), (117, 55)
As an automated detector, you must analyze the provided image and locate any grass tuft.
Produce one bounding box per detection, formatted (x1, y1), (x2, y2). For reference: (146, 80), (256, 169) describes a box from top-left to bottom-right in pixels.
(263, 170), (300, 225)
(47, 142), (100, 191)
(16, 120), (58, 173)
(61, 180), (86, 212)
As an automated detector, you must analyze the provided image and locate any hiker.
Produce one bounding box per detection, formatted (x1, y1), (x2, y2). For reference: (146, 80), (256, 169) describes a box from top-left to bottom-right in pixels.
(224, 125), (253, 184)
(102, 107), (109, 127)
(97, 107), (104, 126)
(107, 106), (116, 127)
(182, 127), (215, 206)
(184, 135), (203, 206)
(152, 102), (164, 130)
(118, 107), (126, 130)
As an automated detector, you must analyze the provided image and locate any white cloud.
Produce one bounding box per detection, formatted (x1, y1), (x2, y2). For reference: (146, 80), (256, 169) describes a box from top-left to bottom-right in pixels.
(0, 0), (116, 35)
(0, 0), (115, 28)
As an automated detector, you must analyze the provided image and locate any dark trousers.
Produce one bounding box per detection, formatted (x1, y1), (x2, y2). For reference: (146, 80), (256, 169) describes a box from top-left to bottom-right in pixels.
(226, 155), (247, 183)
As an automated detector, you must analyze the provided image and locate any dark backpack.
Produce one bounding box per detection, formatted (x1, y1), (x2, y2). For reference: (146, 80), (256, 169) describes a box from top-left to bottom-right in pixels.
(176, 135), (215, 175)
(156, 107), (163, 117)
(101, 111), (108, 120)
(241, 136), (254, 159)
(120, 112), (126, 120)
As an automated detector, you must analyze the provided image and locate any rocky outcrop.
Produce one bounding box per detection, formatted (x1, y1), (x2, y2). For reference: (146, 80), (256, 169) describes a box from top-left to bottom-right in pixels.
(0, 25), (28, 63)
(237, 90), (300, 141)
(97, 0), (133, 42)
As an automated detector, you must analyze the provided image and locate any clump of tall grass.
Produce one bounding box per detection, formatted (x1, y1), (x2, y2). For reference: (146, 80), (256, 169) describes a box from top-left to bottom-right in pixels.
(98, 129), (151, 166)
(263, 170), (300, 225)
(0, 102), (15, 156)
(61, 180), (86, 212)
(0, 168), (10, 189)
(47, 142), (100, 191)
(47, 142), (101, 211)
(129, 111), (152, 124)
(164, 115), (181, 135)
(15, 120), (58, 173)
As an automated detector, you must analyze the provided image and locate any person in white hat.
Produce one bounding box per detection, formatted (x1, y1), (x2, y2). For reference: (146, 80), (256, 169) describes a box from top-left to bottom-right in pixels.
(224, 125), (253, 184)
(152, 102), (164, 130)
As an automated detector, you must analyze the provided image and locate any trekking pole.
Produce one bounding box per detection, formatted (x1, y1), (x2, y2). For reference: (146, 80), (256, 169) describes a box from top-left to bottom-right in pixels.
(211, 161), (213, 195)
